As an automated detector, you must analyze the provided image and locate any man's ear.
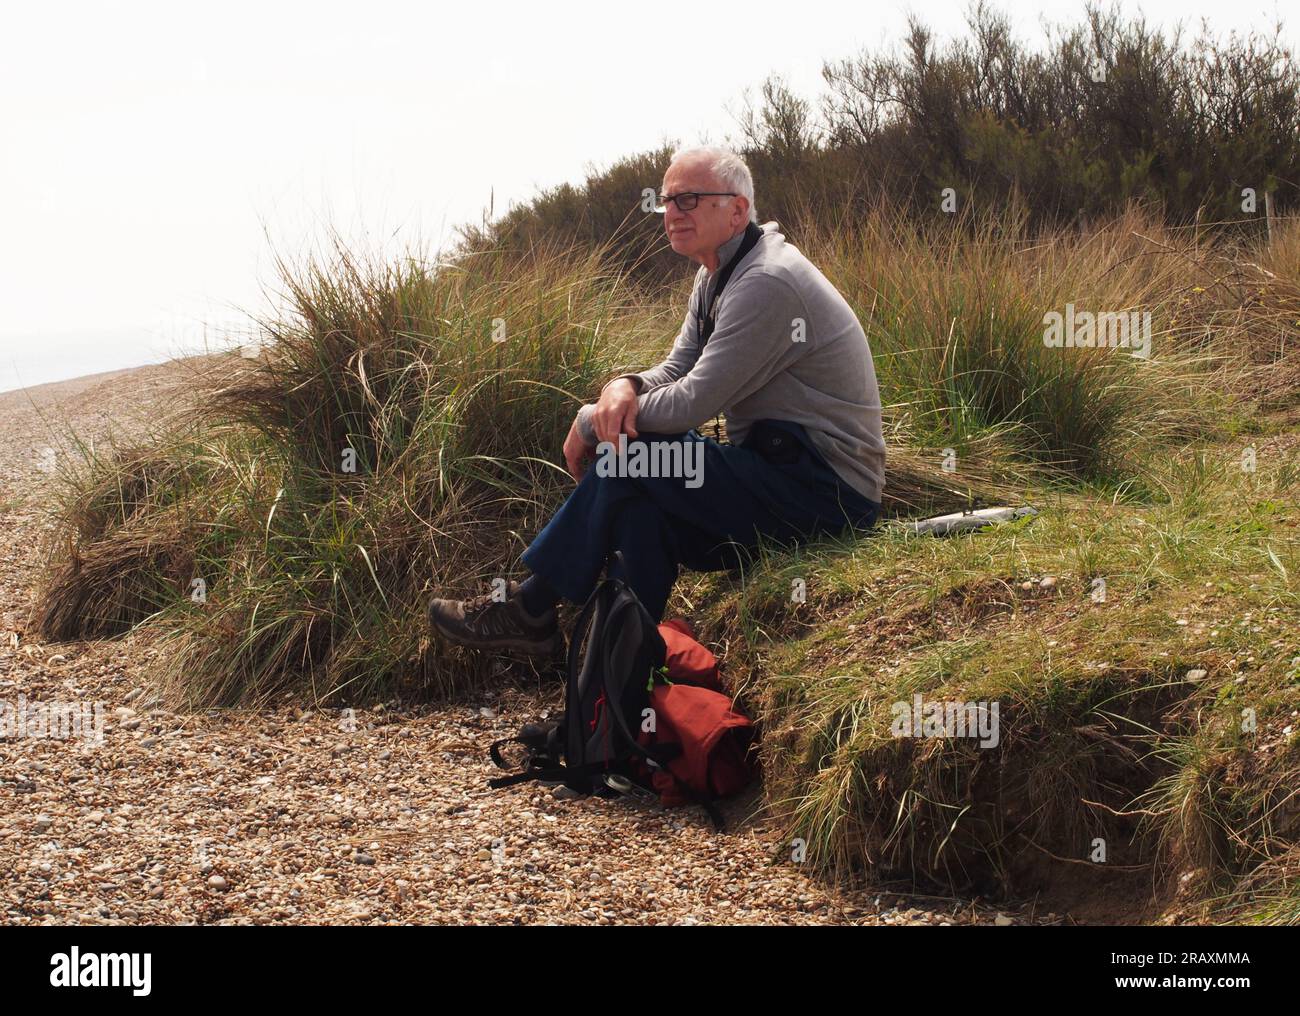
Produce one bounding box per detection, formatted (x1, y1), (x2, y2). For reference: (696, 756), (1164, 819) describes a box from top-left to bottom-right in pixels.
(733, 195), (751, 226)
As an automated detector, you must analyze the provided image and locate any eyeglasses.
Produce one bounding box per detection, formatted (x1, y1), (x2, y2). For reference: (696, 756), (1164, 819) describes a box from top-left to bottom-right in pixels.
(654, 191), (737, 213)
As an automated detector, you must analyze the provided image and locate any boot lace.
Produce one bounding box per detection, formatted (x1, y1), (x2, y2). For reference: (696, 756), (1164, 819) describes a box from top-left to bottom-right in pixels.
(462, 590), (514, 629)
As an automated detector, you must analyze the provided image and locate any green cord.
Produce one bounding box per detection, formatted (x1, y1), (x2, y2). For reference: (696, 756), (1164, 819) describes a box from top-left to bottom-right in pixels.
(646, 663), (672, 692)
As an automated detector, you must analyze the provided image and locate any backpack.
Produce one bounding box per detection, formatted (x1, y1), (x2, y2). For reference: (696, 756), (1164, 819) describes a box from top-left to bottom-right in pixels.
(488, 554), (756, 827)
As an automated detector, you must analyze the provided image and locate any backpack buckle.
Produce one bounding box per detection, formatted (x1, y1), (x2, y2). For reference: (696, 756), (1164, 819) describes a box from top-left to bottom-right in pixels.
(602, 772), (657, 803)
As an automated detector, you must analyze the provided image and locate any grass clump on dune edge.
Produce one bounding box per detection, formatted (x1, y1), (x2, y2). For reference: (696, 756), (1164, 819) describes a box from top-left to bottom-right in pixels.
(682, 420), (1300, 919)
(36, 233), (653, 705)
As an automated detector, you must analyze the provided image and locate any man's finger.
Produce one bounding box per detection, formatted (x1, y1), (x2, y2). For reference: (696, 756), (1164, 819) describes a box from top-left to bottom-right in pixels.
(593, 406), (612, 445)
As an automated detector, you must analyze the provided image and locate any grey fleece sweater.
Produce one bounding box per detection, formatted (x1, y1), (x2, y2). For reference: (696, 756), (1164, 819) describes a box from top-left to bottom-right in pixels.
(577, 221), (886, 504)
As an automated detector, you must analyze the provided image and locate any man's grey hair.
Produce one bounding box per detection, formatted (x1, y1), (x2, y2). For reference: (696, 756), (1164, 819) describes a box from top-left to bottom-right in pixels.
(669, 145), (758, 223)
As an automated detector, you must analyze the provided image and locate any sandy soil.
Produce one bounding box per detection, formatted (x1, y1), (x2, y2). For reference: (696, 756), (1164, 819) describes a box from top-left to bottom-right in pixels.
(0, 360), (1061, 925)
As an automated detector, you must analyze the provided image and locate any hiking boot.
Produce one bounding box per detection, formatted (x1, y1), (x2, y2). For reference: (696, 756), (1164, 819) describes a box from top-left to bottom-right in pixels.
(426, 580), (562, 657)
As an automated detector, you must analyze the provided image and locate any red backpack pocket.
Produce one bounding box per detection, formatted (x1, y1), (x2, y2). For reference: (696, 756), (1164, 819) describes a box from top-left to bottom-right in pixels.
(645, 684), (756, 804)
(657, 619), (723, 692)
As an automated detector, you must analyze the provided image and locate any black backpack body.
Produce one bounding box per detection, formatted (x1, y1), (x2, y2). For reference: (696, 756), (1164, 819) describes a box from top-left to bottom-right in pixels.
(489, 552), (670, 795)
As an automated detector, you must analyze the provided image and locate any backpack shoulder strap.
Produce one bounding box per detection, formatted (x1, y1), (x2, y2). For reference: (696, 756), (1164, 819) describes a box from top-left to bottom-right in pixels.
(696, 221), (765, 349)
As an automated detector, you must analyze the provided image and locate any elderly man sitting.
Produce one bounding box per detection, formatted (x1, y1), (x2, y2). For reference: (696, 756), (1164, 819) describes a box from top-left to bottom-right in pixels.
(428, 145), (886, 654)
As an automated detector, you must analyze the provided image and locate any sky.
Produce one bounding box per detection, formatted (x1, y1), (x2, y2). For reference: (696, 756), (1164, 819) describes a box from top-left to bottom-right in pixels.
(1, 0), (1294, 392)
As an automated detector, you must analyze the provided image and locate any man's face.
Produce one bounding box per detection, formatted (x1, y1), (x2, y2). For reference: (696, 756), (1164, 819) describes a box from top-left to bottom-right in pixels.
(661, 158), (750, 268)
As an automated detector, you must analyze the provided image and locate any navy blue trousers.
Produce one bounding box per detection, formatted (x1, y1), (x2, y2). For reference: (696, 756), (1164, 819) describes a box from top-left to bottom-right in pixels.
(520, 420), (881, 622)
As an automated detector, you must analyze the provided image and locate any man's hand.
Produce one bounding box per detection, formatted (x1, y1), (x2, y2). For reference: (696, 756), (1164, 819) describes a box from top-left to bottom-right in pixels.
(563, 415), (596, 483)
(592, 378), (640, 445)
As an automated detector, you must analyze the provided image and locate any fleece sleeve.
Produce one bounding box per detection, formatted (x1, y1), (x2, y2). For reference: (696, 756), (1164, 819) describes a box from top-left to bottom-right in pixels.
(576, 403), (598, 445)
(629, 272), (809, 434)
(627, 299), (703, 392)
